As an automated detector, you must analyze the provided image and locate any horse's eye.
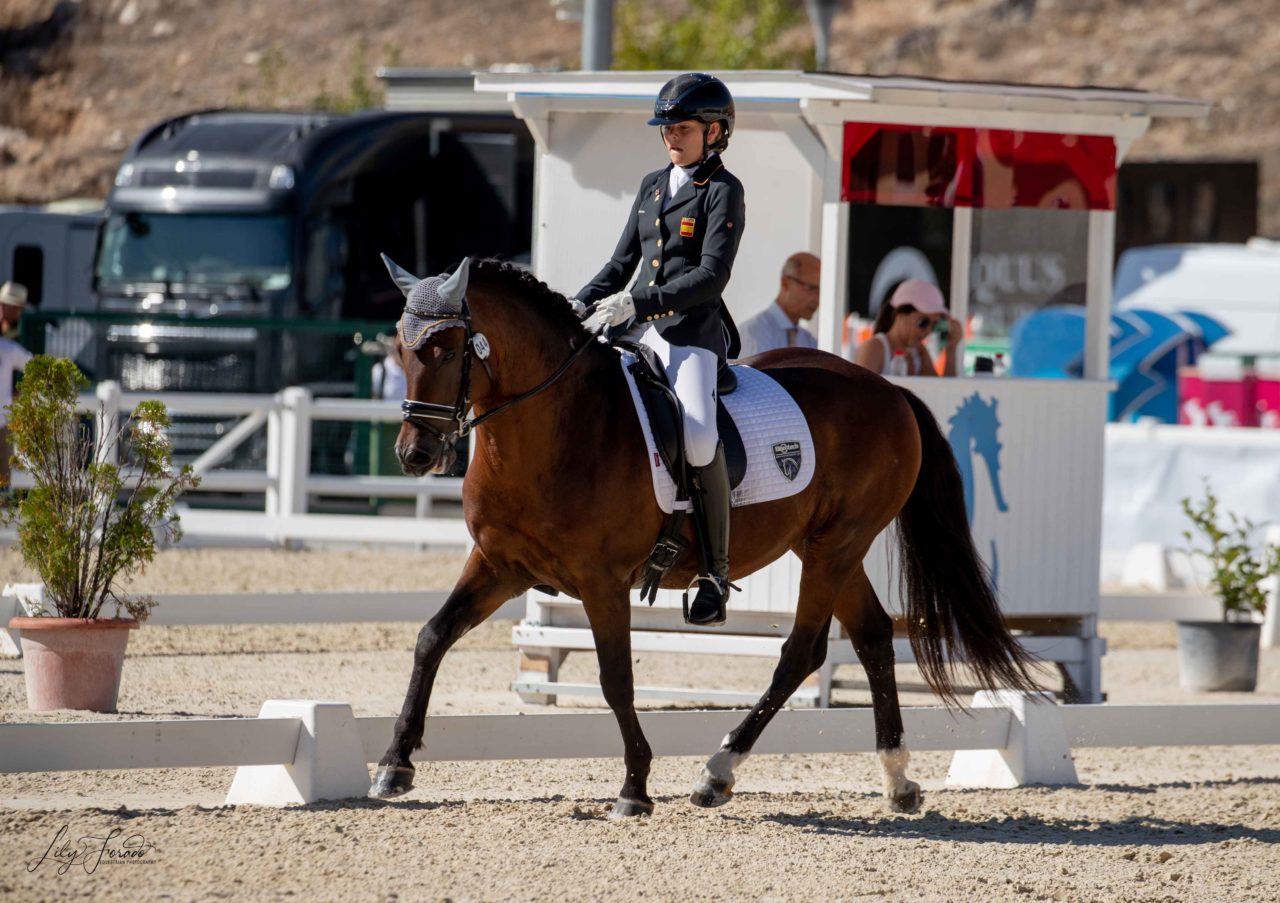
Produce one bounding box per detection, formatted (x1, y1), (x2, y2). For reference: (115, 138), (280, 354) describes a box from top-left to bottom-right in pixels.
(443, 350), (457, 362)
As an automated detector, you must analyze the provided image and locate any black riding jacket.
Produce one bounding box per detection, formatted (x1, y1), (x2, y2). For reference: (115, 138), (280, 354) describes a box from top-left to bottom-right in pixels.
(576, 153), (745, 359)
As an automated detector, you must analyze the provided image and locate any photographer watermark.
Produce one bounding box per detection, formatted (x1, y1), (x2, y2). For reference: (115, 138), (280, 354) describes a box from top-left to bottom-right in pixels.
(27, 824), (160, 875)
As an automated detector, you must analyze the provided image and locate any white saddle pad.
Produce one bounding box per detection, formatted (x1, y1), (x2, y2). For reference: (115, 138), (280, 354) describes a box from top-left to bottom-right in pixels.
(618, 350), (815, 514)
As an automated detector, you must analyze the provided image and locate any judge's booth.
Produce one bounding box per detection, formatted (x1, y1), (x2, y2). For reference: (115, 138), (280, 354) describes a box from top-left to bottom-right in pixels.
(468, 71), (1208, 706)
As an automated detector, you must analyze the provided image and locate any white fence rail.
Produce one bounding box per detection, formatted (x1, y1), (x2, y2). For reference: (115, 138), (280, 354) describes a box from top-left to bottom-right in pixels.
(2, 697), (1278, 805)
(6, 381), (467, 546)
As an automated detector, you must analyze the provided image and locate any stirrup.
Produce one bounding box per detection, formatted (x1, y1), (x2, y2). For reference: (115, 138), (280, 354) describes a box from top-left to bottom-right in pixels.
(682, 575), (728, 627)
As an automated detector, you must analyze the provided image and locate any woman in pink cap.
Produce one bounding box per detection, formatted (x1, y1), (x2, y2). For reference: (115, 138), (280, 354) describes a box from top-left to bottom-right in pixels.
(854, 279), (961, 377)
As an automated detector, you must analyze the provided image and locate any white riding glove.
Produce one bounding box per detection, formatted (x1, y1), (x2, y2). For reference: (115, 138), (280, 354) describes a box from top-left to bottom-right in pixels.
(582, 291), (636, 334)
(568, 298), (588, 318)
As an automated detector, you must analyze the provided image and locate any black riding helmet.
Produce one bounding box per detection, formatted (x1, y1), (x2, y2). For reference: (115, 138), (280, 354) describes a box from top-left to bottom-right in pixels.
(648, 72), (734, 154)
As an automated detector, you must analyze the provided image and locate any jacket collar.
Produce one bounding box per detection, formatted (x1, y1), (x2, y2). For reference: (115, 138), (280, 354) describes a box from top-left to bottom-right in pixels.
(662, 153), (721, 213)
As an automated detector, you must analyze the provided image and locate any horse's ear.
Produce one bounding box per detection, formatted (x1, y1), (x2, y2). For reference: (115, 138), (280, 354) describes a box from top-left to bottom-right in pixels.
(381, 253), (420, 299)
(438, 257), (471, 305)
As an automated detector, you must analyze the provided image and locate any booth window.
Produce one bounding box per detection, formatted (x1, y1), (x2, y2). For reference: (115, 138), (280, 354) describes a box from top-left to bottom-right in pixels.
(969, 207), (1090, 342)
(843, 123), (1114, 377)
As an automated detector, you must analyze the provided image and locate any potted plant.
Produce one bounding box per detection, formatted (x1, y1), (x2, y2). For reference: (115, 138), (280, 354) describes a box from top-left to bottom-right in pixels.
(1, 357), (198, 712)
(1178, 481), (1279, 692)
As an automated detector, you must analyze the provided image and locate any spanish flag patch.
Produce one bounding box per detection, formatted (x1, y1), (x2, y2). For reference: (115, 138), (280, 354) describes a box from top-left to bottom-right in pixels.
(680, 217), (696, 237)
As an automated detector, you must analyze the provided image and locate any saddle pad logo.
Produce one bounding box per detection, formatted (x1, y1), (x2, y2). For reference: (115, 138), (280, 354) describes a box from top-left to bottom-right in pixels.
(680, 217), (696, 237)
(772, 440), (802, 481)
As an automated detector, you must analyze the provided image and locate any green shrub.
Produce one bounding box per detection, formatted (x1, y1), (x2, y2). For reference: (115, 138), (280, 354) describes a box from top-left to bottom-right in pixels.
(1, 357), (200, 620)
(614, 0), (814, 71)
(1181, 480), (1280, 621)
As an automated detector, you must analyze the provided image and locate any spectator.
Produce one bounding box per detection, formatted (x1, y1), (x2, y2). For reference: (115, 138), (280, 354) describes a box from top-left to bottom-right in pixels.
(736, 252), (820, 356)
(853, 279), (960, 377)
(0, 281), (33, 488)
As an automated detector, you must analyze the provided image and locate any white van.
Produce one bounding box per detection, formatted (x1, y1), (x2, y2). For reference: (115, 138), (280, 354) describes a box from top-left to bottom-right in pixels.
(1113, 241), (1280, 358)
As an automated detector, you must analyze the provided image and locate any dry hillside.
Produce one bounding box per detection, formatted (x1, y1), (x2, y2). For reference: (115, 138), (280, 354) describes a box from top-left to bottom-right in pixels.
(3, 0), (1279, 232)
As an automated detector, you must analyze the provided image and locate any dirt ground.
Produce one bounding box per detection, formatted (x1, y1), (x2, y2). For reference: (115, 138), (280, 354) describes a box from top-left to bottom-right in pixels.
(1, 547), (1278, 902)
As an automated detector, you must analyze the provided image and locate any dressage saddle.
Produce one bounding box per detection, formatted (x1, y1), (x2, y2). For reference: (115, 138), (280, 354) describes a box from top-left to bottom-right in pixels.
(531, 347), (747, 604)
(617, 342), (747, 604)
(621, 341), (747, 491)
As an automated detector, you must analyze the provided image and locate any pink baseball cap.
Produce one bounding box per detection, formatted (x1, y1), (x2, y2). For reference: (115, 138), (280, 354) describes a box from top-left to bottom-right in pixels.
(888, 279), (947, 316)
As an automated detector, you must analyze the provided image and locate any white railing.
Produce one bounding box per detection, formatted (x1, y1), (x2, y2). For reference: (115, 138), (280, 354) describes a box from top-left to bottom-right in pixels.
(2, 696), (1277, 805)
(7, 381), (468, 547)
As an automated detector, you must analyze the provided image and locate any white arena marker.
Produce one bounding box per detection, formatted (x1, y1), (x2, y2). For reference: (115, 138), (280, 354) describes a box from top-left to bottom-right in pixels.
(226, 701), (370, 806)
(944, 690), (1078, 789)
(1, 583), (45, 656)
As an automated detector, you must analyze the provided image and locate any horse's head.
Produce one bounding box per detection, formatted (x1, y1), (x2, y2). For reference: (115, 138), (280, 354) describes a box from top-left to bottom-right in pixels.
(382, 254), (478, 476)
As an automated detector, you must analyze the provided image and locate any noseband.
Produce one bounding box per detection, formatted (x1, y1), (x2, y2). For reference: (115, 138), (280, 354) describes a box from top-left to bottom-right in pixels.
(400, 296), (595, 445)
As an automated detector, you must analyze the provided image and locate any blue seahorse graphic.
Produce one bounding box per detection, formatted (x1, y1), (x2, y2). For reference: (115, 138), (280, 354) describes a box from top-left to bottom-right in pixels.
(947, 393), (1009, 586)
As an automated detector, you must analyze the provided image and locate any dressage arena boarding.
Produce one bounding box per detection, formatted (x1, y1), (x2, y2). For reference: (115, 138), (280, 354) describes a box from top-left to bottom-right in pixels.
(2, 71), (1279, 900)
(1, 547), (1278, 901)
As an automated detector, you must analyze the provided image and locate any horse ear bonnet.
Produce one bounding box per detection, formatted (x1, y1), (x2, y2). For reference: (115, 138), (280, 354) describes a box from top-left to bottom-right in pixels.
(383, 255), (471, 351)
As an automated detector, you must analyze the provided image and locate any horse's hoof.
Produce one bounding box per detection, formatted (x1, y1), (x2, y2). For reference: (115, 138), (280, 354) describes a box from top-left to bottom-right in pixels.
(607, 796), (654, 819)
(887, 780), (922, 814)
(369, 764), (416, 799)
(690, 778), (734, 809)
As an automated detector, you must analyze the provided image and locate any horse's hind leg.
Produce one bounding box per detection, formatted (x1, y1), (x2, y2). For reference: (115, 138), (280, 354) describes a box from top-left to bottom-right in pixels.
(582, 589), (654, 818)
(835, 565), (921, 814)
(370, 550), (526, 799)
(690, 543), (836, 808)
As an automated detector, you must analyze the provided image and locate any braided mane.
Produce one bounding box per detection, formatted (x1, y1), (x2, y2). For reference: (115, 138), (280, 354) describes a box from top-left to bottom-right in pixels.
(468, 258), (589, 340)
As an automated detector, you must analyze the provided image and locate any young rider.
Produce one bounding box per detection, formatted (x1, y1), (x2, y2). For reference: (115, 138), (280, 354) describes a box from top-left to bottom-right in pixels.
(577, 72), (746, 627)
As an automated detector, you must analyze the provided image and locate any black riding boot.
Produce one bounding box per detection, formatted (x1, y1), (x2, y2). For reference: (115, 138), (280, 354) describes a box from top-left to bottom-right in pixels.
(686, 444), (731, 627)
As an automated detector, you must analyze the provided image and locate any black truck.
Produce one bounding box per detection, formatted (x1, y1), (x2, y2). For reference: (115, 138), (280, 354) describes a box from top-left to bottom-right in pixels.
(86, 107), (533, 394)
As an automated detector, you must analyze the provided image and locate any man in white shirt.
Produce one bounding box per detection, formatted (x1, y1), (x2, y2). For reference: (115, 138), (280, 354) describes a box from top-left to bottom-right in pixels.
(0, 281), (33, 488)
(736, 252), (821, 358)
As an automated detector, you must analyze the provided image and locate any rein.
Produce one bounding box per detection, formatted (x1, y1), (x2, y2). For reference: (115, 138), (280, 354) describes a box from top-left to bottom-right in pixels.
(400, 298), (596, 445)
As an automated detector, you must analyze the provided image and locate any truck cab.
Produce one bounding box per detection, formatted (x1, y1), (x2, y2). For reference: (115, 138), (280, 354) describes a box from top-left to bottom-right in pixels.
(92, 108), (533, 393)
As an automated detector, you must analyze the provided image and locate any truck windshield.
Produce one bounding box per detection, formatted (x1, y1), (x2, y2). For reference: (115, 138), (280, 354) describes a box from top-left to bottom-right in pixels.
(96, 212), (292, 291)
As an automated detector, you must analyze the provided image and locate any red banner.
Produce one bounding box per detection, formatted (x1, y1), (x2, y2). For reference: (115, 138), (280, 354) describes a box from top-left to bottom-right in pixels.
(842, 123), (1116, 210)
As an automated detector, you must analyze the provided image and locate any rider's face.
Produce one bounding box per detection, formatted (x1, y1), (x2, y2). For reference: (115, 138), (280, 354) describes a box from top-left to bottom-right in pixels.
(661, 121), (707, 167)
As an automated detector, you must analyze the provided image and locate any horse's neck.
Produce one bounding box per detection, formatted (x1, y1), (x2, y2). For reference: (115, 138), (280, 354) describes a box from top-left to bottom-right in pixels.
(470, 352), (622, 490)
(467, 301), (619, 470)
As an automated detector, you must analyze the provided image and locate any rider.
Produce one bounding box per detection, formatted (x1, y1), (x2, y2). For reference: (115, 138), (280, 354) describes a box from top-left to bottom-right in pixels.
(577, 72), (746, 627)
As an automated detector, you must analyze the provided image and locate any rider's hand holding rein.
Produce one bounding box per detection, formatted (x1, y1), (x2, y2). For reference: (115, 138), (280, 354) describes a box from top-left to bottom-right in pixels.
(582, 291), (635, 333)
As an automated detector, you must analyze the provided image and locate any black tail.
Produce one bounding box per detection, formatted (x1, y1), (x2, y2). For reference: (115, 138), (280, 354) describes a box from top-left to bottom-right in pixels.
(895, 388), (1042, 705)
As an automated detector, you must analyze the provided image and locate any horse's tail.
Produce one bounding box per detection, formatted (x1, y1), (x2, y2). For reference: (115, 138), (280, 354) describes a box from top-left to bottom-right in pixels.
(894, 387), (1041, 705)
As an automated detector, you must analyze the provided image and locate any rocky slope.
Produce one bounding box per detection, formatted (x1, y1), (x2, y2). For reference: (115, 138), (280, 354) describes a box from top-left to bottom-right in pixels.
(3, 0), (1278, 230)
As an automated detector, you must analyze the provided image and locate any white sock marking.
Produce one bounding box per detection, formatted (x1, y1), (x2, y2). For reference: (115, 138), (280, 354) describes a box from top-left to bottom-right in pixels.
(878, 746), (912, 799)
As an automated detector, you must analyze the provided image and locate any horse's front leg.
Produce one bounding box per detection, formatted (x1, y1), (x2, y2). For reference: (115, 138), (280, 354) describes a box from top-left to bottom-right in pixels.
(582, 589), (654, 818)
(370, 549), (528, 798)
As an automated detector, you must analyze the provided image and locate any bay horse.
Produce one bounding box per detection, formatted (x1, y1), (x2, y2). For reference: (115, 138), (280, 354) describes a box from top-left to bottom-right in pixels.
(370, 256), (1039, 817)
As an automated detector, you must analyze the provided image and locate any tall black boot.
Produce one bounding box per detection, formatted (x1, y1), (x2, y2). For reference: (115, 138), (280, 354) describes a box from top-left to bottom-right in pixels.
(686, 443), (730, 627)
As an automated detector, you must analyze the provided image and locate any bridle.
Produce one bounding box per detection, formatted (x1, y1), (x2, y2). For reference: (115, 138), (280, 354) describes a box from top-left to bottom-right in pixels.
(400, 295), (596, 446)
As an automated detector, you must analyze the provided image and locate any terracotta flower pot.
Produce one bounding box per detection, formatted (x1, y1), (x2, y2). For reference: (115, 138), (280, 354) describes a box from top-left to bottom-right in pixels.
(9, 617), (139, 713)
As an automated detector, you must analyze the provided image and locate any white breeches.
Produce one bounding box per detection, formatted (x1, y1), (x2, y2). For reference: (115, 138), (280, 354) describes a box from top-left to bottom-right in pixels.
(639, 325), (720, 467)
